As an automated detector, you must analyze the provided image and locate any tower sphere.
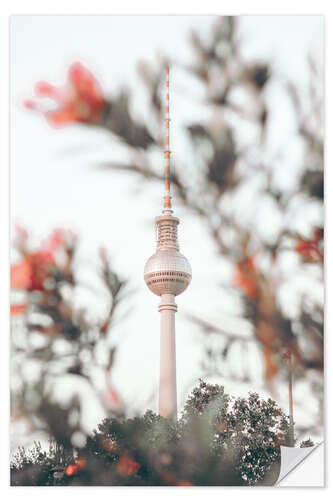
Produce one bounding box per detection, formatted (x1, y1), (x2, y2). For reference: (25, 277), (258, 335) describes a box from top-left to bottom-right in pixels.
(144, 248), (192, 296)
(144, 214), (192, 296)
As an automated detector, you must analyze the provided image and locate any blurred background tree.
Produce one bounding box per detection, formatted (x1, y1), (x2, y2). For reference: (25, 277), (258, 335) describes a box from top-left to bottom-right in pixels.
(13, 15), (323, 450)
(11, 225), (128, 450)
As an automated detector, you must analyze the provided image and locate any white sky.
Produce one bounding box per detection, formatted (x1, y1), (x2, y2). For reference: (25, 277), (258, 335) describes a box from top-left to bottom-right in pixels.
(11, 15), (323, 445)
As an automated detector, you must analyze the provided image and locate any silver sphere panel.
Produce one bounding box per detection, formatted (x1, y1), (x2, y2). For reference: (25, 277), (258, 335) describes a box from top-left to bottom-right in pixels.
(144, 249), (192, 296)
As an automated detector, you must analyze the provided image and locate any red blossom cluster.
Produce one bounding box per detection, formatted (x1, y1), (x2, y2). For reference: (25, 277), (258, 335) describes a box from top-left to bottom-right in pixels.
(234, 255), (259, 299)
(24, 63), (106, 126)
(116, 453), (140, 477)
(11, 227), (76, 316)
(295, 228), (323, 263)
(65, 458), (86, 477)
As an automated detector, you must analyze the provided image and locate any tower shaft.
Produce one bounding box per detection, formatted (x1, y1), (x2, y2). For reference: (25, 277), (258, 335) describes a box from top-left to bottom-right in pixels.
(158, 294), (177, 419)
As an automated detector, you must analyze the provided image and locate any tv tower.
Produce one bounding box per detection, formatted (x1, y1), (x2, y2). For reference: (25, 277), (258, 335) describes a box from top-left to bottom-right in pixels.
(144, 67), (192, 420)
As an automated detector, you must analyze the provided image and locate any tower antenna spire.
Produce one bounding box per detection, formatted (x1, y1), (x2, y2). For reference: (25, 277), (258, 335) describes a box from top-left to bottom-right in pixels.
(163, 66), (172, 215)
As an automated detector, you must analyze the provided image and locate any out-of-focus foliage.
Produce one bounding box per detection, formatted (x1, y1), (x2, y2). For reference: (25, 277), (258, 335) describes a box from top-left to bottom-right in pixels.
(300, 438), (315, 448)
(11, 381), (292, 486)
(11, 226), (127, 448)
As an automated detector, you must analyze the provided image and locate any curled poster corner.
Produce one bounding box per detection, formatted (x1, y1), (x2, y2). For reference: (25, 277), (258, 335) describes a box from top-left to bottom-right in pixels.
(276, 442), (324, 486)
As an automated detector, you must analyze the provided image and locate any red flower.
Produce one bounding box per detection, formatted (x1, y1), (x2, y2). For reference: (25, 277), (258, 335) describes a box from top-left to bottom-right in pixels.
(10, 228), (75, 316)
(24, 62), (106, 126)
(295, 229), (323, 263)
(65, 459), (86, 477)
(11, 260), (32, 290)
(234, 256), (259, 299)
(25, 251), (55, 291)
(10, 228), (72, 296)
(117, 454), (140, 476)
(10, 303), (27, 316)
(65, 464), (79, 476)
